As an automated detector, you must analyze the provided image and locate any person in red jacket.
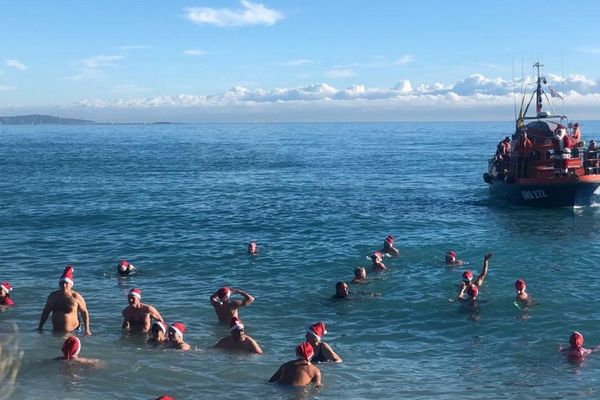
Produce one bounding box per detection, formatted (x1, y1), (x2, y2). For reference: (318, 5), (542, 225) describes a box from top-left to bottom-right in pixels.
(516, 131), (534, 177)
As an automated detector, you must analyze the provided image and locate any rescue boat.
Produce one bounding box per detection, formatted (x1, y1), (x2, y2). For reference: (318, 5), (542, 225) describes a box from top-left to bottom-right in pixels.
(483, 62), (600, 207)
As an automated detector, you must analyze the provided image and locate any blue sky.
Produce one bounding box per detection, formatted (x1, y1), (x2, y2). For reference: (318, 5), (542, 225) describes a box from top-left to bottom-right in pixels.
(1, 0), (600, 122)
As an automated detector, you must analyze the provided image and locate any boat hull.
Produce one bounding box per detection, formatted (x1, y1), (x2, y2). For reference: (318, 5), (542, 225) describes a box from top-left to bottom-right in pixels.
(488, 178), (600, 207)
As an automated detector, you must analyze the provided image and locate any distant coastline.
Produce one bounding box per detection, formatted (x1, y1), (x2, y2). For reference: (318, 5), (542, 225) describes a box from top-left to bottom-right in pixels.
(0, 114), (177, 125)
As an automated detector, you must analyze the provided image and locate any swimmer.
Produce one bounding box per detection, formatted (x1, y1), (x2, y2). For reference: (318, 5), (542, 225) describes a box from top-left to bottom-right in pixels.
(147, 321), (168, 347)
(371, 252), (387, 272)
(166, 322), (191, 351)
(38, 266), (92, 335)
(122, 288), (164, 333)
(269, 342), (321, 388)
(514, 279), (539, 308)
(559, 331), (599, 362)
(457, 283), (480, 305)
(305, 321), (342, 363)
(333, 281), (378, 300)
(351, 267), (367, 284)
(117, 260), (136, 277)
(445, 250), (463, 266)
(54, 336), (103, 367)
(210, 287), (255, 322)
(215, 317), (263, 354)
(457, 253), (492, 299)
(381, 235), (399, 256)
(0, 281), (15, 306)
(248, 241), (258, 255)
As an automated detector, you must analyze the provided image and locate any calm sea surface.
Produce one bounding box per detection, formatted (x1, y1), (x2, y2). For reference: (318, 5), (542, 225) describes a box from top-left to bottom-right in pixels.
(2, 122), (600, 399)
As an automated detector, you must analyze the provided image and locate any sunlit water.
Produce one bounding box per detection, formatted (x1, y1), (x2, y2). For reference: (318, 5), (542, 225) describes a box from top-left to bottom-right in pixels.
(1, 122), (600, 399)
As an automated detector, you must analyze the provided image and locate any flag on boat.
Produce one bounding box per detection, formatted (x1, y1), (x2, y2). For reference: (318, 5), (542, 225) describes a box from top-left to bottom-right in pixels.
(548, 85), (563, 100)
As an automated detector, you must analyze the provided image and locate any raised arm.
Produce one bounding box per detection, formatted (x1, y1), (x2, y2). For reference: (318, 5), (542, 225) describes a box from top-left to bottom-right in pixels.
(210, 290), (221, 306)
(269, 364), (283, 383)
(232, 288), (254, 307)
(77, 294), (92, 335)
(38, 294), (54, 331)
(474, 253), (492, 287)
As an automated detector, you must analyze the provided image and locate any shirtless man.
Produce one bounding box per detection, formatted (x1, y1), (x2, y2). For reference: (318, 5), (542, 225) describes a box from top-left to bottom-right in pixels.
(215, 317), (263, 354)
(122, 288), (164, 333)
(210, 287), (255, 322)
(559, 331), (599, 363)
(445, 250), (463, 266)
(269, 342), (321, 387)
(371, 252), (387, 272)
(351, 267), (367, 284)
(381, 235), (399, 256)
(333, 282), (350, 299)
(167, 322), (191, 351)
(55, 336), (103, 367)
(457, 253), (492, 300)
(305, 321), (342, 363)
(38, 266), (91, 335)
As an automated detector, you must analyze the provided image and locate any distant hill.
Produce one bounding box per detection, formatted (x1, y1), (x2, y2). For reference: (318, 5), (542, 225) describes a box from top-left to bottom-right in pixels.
(0, 114), (95, 125)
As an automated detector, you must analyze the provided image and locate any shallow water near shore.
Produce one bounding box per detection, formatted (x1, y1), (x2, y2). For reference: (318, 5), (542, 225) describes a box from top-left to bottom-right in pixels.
(2, 122), (600, 399)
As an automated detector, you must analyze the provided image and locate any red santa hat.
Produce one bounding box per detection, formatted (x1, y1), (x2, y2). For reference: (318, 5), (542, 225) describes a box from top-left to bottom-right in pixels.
(155, 397), (175, 400)
(385, 235), (394, 244)
(128, 288), (142, 299)
(570, 331), (584, 348)
(229, 317), (245, 333)
(462, 270), (473, 283)
(514, 279), (526, 292)
(118, 260), (130, 272)
(1, 281), (12, 294)
(60, 265), (74, 285)
(152, 321), (167, 334)
(62, 336), (81, 360)
(466, 284), (479, 299)
(217, 287), (231, 301)
(306, 321), (328, 340)
(170, 322), (186, 338)
(296, 342), (314, 362)
(371, 251), (383, 262)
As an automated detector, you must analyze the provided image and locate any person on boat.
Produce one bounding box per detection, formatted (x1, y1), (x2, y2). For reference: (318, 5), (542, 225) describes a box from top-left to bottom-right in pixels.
(457, 253), (492, 299)
(210, 287), (255, 322)
(147, 321), (168, 347)
(117, 259), (136, 277)
(559, 331), (599, 363)
(0, 281), (14, 306)
(552, 128), (571, 177)
(55, 336), (103, 367)
(305, 321), (342, 363)
(248, 241), (258, 255)
(166, 322), (191, 351)
(269, 342), (321, 388)
(38, 266), (92, 335)
(571, 122), (582, 144)
(215, 316), (263, 354)
(381, 235), (399, 256)
(516, 131), (533, 178)
(371, 251), (387, 271)
(585, 140), (599, 174)
(122, 288), (165, 333)
(445, 250), (463, 266)
(351, 267), (367, 284)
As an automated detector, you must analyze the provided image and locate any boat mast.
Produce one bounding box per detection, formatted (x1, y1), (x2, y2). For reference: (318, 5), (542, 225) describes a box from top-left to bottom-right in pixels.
(534, 61), (543, 115)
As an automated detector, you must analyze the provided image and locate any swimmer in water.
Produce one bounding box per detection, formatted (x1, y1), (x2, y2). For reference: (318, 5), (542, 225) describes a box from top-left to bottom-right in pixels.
(457, 283), (479, 305)
(210, 287), (255, 322)
(166, 322), (191, 351)
(457, 253), (492, 300)
(147, 321), (168, 347)
(117, 260), (136, 277)
(54, 336), (103, 367)
(38, 266), (92, 335)
(305, 321), (342, 363)
(559, 331), (600, 363)
(269, 342), (321, 388)
(215, 316), (263, 354)
(371, 252), (387, 272)
(333, 281), (379, 300)
(0, 281), (15, 306)
(122, 288), (165, 333)
(381, 235), (399, 256)
(445, 250), (463, 266)
(351, 267), (367, 284)
(514, 278), (539, 308)
(248, 241), (258, 255)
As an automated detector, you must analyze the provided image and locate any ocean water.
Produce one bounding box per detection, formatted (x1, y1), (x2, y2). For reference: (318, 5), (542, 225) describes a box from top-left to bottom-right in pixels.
(2, 122), (600, 400)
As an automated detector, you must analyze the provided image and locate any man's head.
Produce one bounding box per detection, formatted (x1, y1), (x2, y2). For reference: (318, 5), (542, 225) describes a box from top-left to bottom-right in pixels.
(445, 250), (457, 264)
(248, 241), (257, 255)
(466, 284), (479, 300)
(504, 136), (510, 143)
(371, 251), (383, 264)
(217, 287), (231, 302)
(462, 270), (473, 284)
(151, 321), (167, 339)
(335, 282), (349, 298)
(296, 342), (314, 362)
(354, 267), (366, 280)
(305, 321), (327, 345)
(229, 316), (245, 340)
(128, 288), (142, 305)
(514, 279), (526, 293)
(62, 336), (81, 360)
(570, 331), (584, 349)
(59, 265), (74, 289)
(168, 322), (186, 343)
(0, 281), (12, 297)
(118, 260), (131, 275)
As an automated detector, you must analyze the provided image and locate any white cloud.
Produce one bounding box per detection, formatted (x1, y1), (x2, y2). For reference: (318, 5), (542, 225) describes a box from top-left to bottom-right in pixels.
(66, 55), (125, 81)
(117, 45), (153, 50)
(182, 49), (207, 56)
(4, 59), (26, 71)
(280, 59), (313, 66)
(184, 0), (283, 27)
(393, 54), (415, 65)
(325, 68), (356, 78)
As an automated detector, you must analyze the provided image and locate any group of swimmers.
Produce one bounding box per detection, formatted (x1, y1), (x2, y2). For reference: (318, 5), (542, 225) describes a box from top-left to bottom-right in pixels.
(0, 236), (596, 397)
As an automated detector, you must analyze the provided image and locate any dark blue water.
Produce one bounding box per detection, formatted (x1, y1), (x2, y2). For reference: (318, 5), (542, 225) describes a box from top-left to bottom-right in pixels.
(2, 122), (600, 399)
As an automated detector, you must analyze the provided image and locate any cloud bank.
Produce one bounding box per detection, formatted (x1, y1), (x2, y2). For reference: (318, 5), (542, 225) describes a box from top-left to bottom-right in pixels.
(184, 1), (284, 27)
(4, 59), (26, 71)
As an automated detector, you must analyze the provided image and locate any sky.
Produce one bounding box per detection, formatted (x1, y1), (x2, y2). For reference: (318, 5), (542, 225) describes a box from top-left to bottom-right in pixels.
(1, 0), (600, 122)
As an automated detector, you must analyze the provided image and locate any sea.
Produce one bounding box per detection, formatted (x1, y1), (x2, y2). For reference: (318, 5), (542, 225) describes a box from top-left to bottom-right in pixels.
(2, 122), (600, 400)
